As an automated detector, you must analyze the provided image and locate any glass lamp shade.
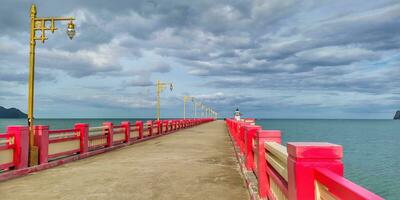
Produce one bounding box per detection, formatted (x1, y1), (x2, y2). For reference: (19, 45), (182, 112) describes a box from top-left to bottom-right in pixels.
(66, 21), (76, 40)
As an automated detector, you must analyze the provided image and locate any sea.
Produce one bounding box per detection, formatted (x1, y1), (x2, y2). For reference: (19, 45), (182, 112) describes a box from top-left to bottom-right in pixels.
(256, 119), (399, 200)
(1, 118), (399, 199)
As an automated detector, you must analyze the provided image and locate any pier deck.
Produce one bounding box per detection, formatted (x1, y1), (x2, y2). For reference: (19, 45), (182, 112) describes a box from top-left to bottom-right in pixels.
(0, 120), (248, 200)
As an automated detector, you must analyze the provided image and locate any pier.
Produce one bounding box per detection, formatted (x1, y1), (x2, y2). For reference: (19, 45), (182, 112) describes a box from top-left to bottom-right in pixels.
(0, 118), (386, 199)
(0, 119), (249, 199)
(226, 118), (384, 200)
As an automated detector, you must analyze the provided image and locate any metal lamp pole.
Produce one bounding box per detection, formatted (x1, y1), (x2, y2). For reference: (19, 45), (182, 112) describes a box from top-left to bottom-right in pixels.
(184, 96), (195, 119)
(28, 4), (76, 166)
(156, 80), (173, 120)
(194, 100), (197, 118)
(183, 96), (188, 119)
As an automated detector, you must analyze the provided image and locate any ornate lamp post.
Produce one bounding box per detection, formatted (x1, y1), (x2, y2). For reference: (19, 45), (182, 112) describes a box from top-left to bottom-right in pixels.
(156, 80), (173, 120)
(194, 101), (199, 118)
(28, 4), (76, 165)
(196, 102), (202, 118)
(183, 96), (195, 119)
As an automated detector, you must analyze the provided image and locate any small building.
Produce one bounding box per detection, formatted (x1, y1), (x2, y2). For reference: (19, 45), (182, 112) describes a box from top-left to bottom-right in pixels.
(234, 108), (241, 121)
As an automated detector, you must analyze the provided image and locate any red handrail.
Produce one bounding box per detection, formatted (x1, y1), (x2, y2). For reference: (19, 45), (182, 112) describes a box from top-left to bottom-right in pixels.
(266, 163), (288, 197)
(48, 129), (78, 134)
(315, 168), (384, 200)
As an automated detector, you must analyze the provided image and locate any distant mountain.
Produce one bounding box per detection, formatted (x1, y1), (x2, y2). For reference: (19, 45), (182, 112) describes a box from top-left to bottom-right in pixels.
(0, 106), (27, 118)
(394, 111), (400, 120)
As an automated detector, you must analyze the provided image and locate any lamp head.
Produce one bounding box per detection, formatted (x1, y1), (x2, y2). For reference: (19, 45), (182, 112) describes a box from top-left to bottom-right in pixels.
(66, 21), (76, 40)
(170, 83), (173, 91)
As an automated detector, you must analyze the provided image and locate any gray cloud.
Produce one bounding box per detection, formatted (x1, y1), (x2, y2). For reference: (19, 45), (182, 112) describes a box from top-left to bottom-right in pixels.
(150, 62), (171, 73)
(1, 0), (399, 118)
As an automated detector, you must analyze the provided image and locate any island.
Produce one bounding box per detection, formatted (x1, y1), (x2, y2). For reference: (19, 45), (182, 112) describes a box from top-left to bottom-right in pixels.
(394, 111), (400, 120)
(0, 106), (27, 118)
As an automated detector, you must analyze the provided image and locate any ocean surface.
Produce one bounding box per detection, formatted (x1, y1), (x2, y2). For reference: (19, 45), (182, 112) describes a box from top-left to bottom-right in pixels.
(1, 118), (399, 199)
(256, 119), (399, 199)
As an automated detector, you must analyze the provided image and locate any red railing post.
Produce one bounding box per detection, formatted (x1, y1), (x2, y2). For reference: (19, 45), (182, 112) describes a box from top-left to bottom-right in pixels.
(239, 122), (247, 153)
(232, 121), (239, 143)
(103, 122), (114, 147)
(74, 123), (89, 154)
(120, 121), (130, 143)
(7, 126), (29, 169)
(244, 125), (261, 171)
(33, 125), (49, 164)
(161, 120), (165, 134)
(287, 142), (344, 200)
(147, 121), (152, 136)
(164, 120), (169, 133)
(256, 130), (282, 198)
(136, 121), (143, 139)
(157, 120), (161, 135)
(161, 120), (164, 134)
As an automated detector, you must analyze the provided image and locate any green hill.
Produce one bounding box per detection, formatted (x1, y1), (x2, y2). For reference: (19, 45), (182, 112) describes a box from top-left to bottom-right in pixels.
(0, 106), (27, 118)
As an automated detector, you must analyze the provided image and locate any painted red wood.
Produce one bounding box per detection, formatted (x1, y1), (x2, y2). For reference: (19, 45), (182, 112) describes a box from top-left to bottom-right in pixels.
(315, 168), (384, 200)
(0, 162), (14, 171)
(48, 136), (80, 143)
(48, 149), (80, 159)
(146, 121), (152, 137)
(244, 125), (261, 171)
(34, 125), (49, 164)
(74, 123), (89, 154)
(4, 126), (29, 170)
(256, 130), (282, 198)
(48, 129), (77, 134)
(136, 121), (143, 139)
(266, 163), (289, 197)
(287, 142), (344, 200)
(238, 122), (246, 153)
(120, 121), (130, 143)
(103, 122), (114, 147)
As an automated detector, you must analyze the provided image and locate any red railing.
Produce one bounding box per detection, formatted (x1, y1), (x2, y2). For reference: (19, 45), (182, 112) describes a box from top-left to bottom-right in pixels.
(315, 168), (382, 200)
(48, 128), (81, 160)
(88, 125), (108, 150)
(225, 118), (383, 200)
(128, 121), (142, 140)
(0, 118), (214, 180)
(0, 133), (16, 170)
(0, 126), (29, 171)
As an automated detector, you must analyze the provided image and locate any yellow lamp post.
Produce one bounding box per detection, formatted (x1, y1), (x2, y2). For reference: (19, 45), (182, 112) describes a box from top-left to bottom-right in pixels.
(191, 97), (196, 118)
(27, 4), (76, 165)
(194, 101), (200, 118)
(156, 80), (173, 120)
(183, 96), (189, 119)
(201, 104), (205, 118)
(183, 96), (195, 119)
(197, 102), (202, 118)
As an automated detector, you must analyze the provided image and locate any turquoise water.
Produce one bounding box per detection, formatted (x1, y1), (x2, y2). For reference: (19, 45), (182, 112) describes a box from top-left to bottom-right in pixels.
(256, 119), (399, 199)
(1, 118), (398, 199)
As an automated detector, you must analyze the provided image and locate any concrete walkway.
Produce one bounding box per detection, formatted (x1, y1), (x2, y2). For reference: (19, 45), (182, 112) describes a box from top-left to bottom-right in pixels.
(0, 120), (248, 200)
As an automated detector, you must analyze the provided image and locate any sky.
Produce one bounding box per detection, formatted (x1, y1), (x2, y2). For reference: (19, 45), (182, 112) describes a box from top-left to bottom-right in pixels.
(0, 0), (400, 119)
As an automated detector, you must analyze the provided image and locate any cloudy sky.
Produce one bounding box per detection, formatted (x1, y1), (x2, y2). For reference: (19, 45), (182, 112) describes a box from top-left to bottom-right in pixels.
(1, 0), (400, 119)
